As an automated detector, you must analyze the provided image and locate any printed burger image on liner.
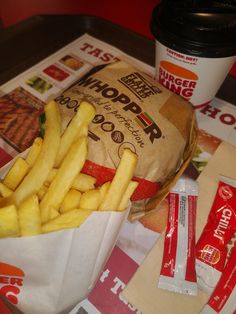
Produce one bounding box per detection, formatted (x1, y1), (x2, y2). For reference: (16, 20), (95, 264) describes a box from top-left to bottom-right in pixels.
(151, 0), (236, 108)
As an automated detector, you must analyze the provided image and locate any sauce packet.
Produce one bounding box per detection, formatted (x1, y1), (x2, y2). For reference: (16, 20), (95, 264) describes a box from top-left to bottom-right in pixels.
(196, 176), (236, 295)
(158, 176), (198, 295)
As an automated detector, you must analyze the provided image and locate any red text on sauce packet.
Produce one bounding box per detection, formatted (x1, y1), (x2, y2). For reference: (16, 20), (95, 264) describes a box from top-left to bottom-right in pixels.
(196, 176), (236, 294)
(200, 243), (236, 314)
(158, 176), (198, 296)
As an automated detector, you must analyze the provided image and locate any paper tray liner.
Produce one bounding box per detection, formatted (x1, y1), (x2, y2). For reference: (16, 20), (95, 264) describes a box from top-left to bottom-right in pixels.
(122, 141), (236, 314)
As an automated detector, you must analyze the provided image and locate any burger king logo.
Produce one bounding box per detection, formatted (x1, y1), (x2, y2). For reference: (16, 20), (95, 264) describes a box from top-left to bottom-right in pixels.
(219, 185), (233, 200)
(159, 60), (198, 99)
(0, 262), (24, 305)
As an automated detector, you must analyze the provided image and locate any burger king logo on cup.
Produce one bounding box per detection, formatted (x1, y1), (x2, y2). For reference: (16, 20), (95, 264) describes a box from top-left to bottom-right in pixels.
(159, 60), (198, 100)
(0, 262), (25, 305)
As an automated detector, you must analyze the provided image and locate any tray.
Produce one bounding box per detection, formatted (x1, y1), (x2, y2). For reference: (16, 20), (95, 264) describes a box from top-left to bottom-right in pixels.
(0, 15), (235, 105)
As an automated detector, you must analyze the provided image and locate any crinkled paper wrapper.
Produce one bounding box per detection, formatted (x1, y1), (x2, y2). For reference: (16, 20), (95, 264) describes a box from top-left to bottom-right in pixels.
(58, 61), (198, 220)
(143, 115), (198, 220)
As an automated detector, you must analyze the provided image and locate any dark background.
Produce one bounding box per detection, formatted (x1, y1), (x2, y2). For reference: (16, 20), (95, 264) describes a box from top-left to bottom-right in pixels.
(0, 0), (235, 77)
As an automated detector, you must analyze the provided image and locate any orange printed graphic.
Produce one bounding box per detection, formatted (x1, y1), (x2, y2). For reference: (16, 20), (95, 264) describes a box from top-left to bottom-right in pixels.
(160, 61), (198, 80)
(0, 263), (25, 277)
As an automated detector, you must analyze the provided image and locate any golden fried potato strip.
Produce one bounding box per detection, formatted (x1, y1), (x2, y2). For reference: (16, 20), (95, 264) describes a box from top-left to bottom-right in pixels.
(54, 100), (95, 167)
(99, 149), (137, 211)
(40, 136), (87, 223)
(25, 137), (43, 167)
(117, 181), (138, 211)
(13, 100), (61, 206)
(0, 205), (19, 238)
(18, 194), (41, 236)
(42, 209), (92, 234)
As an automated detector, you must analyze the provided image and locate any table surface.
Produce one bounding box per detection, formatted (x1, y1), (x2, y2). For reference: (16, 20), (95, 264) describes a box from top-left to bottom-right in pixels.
(0, 15), (235, 105)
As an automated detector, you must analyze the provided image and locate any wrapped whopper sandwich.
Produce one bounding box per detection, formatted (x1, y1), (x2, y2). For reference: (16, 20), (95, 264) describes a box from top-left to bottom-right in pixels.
(55, 61), (197, 220)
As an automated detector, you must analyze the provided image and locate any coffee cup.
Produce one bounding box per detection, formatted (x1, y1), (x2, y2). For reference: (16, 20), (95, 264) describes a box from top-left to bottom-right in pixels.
(151, 0), (236, 108)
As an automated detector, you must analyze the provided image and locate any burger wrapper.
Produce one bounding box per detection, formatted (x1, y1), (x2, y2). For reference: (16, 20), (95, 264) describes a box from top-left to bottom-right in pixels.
(57, 61), (197, 220)
(0, 158), (129, 314)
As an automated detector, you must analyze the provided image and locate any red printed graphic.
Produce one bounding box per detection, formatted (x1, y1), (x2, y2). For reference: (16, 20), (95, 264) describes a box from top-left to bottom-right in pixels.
(43, 64), (70, 81)
(82, 159), (159, 201)
(199, 104), (236, 129)
(80, 42), (121, 63)
(88, 246), (140, 314)
(160, 192), (179, 278)
(185, 195), (197, 283)
(196, 178), (236, 272)
(135, 112), (153, 130)
(0, 262), (25, 305)
(0, 297), (12, 314)
(0, 148), (12, 168)
(207, 244), (236, 313)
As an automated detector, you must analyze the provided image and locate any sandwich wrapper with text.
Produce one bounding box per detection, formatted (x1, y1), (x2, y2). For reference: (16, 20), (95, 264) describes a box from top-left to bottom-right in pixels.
(0, 154), (129, 314)
(58, 61), (197, 220)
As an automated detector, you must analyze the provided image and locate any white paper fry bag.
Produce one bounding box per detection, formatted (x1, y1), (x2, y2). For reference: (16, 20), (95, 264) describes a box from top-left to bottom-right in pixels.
(0, 208), (128, 314)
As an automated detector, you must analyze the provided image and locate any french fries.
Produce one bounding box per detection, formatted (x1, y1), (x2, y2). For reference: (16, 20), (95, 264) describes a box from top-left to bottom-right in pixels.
(99, 181), (111, 204)
(44, 170), (96, 192)
(3, 157), (29, 190)
(72, 173), (96, 192)
(18, 194), (41, 236)
(54, 100), (96, 167)
(42, 209), (92, 234)
(117, 181), (138, 211)
(0, 99), (138, 238)
(0, 182), (13, 197)
(79, 189), (101, 211)
(12, 100), (61, 206)
(37, 184), (48, 201)
(99, 149), (138, 211)
(44, 168), (57, 187)
(0, 205), (19, 238)
(25, 137), (43, 167)
(40, 136), (88, 223)
(60, 189), (81, 213)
